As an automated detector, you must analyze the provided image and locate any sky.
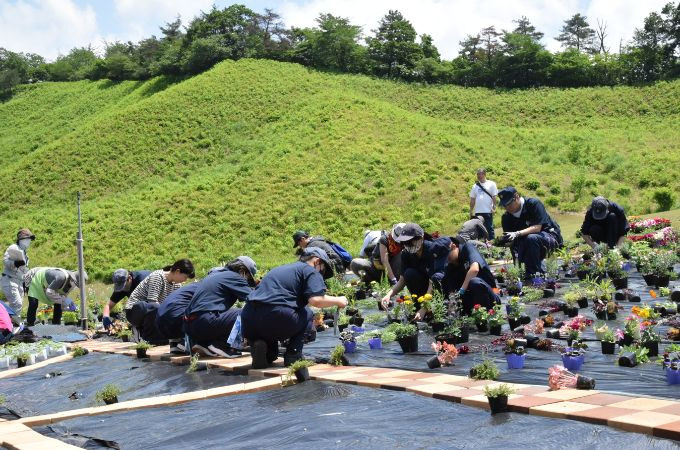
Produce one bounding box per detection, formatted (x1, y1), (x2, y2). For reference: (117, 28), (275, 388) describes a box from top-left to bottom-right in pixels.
(0, 0), (671, 61)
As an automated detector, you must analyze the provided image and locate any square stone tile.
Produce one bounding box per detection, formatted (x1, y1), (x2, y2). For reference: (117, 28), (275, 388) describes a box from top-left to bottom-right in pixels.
(566, 406), (637, 425)
(390, 370), (432, 379)
(448, 378), (496, 389)
(608, 397), (677, 411)
(508, 395), (561, 414)
(460, 394), (492, 409)
(609, 411), (680, 434)
(572, 393), (633, 406)
(416, 374), (470, 384)
(535, 389), (600, 401)
(653, 420), (680, 441)
(469, 382), (525, 392)
(407, 383), (471, 397)
(432, 389), (479, 403)
(378, 380), (415, 391)
(356, 377), (402, 388)
(650, 403), (680, 416)
(516, 386), (551, 396)
(529, 401), (599, 419)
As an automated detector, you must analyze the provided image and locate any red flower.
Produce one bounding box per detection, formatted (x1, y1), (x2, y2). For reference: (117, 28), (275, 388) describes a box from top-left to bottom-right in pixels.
(474, 304), (481, 310)
(457, 345), (469, 354)
(396, 297), (404, 303)
(488, 309), (495, 315)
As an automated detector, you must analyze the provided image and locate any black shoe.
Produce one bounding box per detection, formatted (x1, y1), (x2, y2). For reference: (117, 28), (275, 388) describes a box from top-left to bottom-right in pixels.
(284, 351), (303, 367)
(169, 340), (185, 355)
(251, 340), (268, 369)
(191, 344), (217, 357)
(208, 341), (242, 358)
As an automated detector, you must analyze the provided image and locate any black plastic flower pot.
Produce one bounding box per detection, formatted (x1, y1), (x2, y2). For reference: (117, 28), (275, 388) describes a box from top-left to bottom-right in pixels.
(545, 329), (561, 339)
(354, 288), (367, 300)
(576, 270), (590, 281)
(489, 324), (502, 336)
(672, 288), (680, 303)
(435, 333), (457, 345)
(476, 322), (488, 333)
(349, 316), (364, 326)
(614, 291), (626, 301)
(426, 355), (441, 369)
(456, 327), (470, 344)
(542, 288), (555, 298)
(508, 317), (520, 330)
(104, 396), (118, 405)
(619, 334), (634, 346)
(397, 334), (419, 353)
(575, 375), (596, 390)
(338, 324), (348, 332)
(487, 395), (509, 414)
(566, 307), (579, 318)
(17, 358), (27, 368)
(612, 277), (628, 290)
(519, 315), (531, 325)
(345, 308), (359, 317)
(656, 276), (670, 288)
(629, 294), (641, 302)
(577, 298), (589, 309)
(642, 341), (659, 357)
(431, 322), (446, 333)
(294, 367), (310, 382)
(618, 352), (637, 367)
(601, 341), (615, 354)
(525, 334), (539, 348)
(121, 335), (129, 342)
(595, 311), (606, 320)
(642, 274), (657, 287)
(507, 286), (521, 296)
(136, 349), (147, 359)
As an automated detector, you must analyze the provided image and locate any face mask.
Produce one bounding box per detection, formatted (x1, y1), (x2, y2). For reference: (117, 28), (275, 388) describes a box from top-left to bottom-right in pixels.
(18, 239), (31, 250)
(404, 239), (423, 254)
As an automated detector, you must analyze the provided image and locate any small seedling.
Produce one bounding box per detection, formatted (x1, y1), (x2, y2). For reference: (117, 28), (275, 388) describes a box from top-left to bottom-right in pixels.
(94, 384), (121, 404)
(329, 345), (345, 366)
(71, 346), (88, 357)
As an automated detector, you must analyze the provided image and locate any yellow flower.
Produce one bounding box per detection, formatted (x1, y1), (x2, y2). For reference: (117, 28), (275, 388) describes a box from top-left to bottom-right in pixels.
(411, 294), (417, 298)
(404, 300), (413, 305)
(424, 294), (432, 301)
(417, 296), (424, 303)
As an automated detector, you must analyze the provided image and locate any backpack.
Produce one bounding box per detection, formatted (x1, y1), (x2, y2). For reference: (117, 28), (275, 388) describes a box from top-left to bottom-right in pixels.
(328, 241), (352, 268)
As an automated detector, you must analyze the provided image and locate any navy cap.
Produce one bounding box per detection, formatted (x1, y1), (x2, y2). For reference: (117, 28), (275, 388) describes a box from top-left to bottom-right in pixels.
(591, 196), (609, 221)
(292, 230), (309, 248)
(300, 247), (334, 278)
(498, 187), (518, 207)
(394, 223), (424, 242)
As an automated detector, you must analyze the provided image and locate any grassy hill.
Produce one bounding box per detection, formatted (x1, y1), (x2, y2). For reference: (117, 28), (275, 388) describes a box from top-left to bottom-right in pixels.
(0, 59), (678, 280)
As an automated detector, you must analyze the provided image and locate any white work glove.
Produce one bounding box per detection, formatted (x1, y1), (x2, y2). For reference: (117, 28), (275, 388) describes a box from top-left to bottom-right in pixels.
(504, 231), (521, 242)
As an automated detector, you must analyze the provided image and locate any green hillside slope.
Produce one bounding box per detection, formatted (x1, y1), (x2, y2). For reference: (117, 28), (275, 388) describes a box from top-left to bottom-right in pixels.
(0, 59), (678, 279)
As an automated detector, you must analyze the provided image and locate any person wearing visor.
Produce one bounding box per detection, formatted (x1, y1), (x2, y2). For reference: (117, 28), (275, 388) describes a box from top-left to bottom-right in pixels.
(184, 256), (258, 358)
(380, 223), (451, 317)
(499, 187), (563, 278)
(102, 268), (152, 330)
(24, 267), (87, 325)
(242, 247), (348, 368)
(444, 235), (500, 314)
(2, 229), (35, 324)
(350, 223), (405, 285)
(581, 196), (629, 249)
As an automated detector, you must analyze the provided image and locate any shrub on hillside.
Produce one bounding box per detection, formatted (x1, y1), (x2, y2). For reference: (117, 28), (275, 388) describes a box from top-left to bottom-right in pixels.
(653, 188), (675, 212)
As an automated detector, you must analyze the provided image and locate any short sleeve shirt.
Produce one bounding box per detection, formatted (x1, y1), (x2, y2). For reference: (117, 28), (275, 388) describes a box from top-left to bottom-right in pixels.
(247, 262), (326, 310)
(470, 180), (498, 214)
(184, 270), (252, 315)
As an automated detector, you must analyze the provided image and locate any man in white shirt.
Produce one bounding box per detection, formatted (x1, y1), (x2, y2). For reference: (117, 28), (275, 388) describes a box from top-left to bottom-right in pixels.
(469, 168), (498, 239)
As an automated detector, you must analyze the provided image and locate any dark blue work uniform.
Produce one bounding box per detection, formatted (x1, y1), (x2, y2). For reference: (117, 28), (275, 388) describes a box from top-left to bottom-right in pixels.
(502, 198), (562, 277)
(156, 283), (199, 340)
(110, 270), (151, 305)
(443, 242), (500, 314)
(241, 262), (324, 362)
(184, 269), (252, 346)
(581, 201), (629, 248)
(400, 237), (452, 296)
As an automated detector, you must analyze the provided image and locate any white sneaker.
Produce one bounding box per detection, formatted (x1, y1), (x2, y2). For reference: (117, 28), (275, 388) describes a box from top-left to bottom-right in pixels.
(191, 344), (217, 357)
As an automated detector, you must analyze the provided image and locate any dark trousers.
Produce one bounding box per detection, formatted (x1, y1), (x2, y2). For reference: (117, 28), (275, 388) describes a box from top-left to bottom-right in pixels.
(403, 268), (444, 297)
(155, 312), (185, 341)
(461, 277), (501, 315)
(27, 297), (62, 325)
(125, 302), (167, 345)
(478, 212), (495, 239)
(585, 213), (620, 248)
(241, 302), (312, 360)
(511, 231), (559, 278)
(185, 309), (241, 345)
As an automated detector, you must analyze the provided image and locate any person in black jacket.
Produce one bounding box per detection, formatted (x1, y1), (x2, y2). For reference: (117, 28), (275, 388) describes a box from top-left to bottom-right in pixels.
(581, 196), (629, 249)
(292, 230), (345, 273)
(499, 187), (562, 278)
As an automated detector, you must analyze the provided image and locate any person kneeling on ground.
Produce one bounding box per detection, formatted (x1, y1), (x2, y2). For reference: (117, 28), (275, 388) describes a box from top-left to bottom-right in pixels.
(24, 267), (85, 326)
(350, 223), (405, 285)
(499, 187), (563, 278)
(242, 248), (348, 368)
(380, 223), (451, 319)
(184, 256), (257, 358)
(581, 196), (629, 250)
(125, 259), (194, 343)
(2, 229), (35, 326)
(102, 268), (152, 331)
(444, 236), (500, 314)
(457, 215), (489, 246)
(292, 230), (347, 274)
(155, 282), (199, 354)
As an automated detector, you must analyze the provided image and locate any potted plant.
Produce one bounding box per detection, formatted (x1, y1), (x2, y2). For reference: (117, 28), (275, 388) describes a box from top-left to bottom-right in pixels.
(134, 340), (151, 359)
(562, 288), (581, 317)
(601, 328), (616, 354)
(62, 311), (79, 326)
(393, 323), (418, 353)
(666, 360), (680, 385)
(429, 292), (447, 332)
(561, 348), (585, 372)
(505, 344), (526, 369)
(71, 346), (88, 357)
(367, 331), (383, 350)
(117, 329), (132, 342)
(487, 304), (505, 336)
(469, 359), (500, 380)
(436, 320), (469, 345)
(484, 384), (516, 414)
(504, 265), (524, 295)
(506, 297), (528, 330)
(640, 324), (660, 357)
(426, 341), (459, 369)
(329, 344), (348, 366)
(617, 344), (649, 367)
(339, 330), (357, 354)
(620, 316), (640, 346)
(470, 304), (489, 332)
(650, 250), (677, 288)
(287, 359), (314, 383)
(94, 384), (121, 405)
(338, 313), (350, 332)
(605, 250), (628, 289)
(16, 351), (30, 368)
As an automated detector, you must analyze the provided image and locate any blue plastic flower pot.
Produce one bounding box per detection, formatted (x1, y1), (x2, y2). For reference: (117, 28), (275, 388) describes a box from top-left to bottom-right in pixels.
(561, 354), (583, 372)
(368, 337), (382, 350)
(506, 353), (526, 369)
(666, 368), (680, 385)
(350, 326), (365, 334)
(343, 341), (357, 354)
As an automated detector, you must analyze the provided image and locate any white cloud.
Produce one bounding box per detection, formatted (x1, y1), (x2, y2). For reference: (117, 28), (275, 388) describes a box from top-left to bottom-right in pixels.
(278, 0), (670, 58)
(112, 0), (214, 40)
(0, 0), (98, 59)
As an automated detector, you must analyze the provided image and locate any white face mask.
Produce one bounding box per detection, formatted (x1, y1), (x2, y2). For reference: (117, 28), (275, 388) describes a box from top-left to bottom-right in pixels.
(404, 238), (423, 254)
(18, 239), (32, 250)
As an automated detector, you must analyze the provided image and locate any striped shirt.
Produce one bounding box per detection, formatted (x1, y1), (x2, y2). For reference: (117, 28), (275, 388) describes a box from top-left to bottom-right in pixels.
(125, 270), (181, 310)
